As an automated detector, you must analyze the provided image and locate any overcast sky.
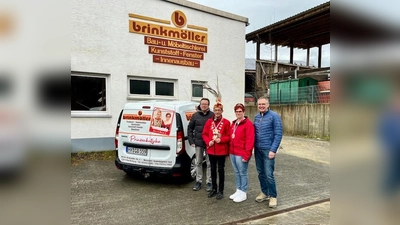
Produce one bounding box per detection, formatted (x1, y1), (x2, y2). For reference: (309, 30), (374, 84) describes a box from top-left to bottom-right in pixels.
(188, 0), (330, 67)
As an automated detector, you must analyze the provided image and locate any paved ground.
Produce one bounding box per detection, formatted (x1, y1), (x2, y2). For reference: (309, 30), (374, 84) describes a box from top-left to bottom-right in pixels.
(234, 136), (330, 225)
(71, 136), (330, 224)
(239, 202), (330, 225)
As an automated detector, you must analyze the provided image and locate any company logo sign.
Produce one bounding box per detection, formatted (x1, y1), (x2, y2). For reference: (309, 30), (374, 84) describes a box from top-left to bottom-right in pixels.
(129, 10), (208, 68)
(123, 114), (151, 121)
(171, 10), (187, 28)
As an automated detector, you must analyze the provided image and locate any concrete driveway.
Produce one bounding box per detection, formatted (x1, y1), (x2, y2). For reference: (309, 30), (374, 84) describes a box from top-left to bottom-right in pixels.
(71, 136), (330, 225)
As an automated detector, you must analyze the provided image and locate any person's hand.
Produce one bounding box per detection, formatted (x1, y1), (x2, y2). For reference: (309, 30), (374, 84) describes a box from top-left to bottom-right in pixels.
(268, 151), (276, 159)
(242, 159), (248, 162)
(209, 140), (214, 146)
(191, 144), (195, 147)
(215, 138), (221, 143)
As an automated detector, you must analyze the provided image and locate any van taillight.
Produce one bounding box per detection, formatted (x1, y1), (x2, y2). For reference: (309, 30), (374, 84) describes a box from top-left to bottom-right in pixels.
(115, 110), (123, 158)
(176, 130), (185, 154)
(115, 125), (119, 150)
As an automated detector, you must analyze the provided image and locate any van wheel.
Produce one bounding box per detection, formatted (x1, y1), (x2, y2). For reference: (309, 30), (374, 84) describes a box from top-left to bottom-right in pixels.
(124, 170), (137, 176)
(187, 156), (196, 182)
(124, 170), (133, 175)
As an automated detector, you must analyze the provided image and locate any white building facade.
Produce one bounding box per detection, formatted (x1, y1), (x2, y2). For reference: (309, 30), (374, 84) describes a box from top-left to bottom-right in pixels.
(71, 0), (248, 152)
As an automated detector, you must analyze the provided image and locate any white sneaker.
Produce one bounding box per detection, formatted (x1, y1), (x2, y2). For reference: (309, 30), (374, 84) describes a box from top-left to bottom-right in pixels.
(229, 189), (240, 200)
(269, 197), (277, 208)
(233, 191), (247, 203)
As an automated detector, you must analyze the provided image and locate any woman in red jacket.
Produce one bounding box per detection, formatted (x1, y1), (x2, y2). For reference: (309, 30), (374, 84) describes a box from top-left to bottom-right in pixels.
(202, 102), (231, 200)
(228, 103), (255, 203)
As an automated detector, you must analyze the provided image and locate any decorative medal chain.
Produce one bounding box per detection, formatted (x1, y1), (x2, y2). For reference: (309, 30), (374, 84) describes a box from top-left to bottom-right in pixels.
(212, 118), (223, 140)
(232, 120), (241, 139)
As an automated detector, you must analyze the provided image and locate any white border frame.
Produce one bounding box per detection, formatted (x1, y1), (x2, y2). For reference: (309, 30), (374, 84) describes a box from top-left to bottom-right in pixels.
(191, 80), (206, 101)
(71, 72), (111, 118)
(127, 76), (177, 100)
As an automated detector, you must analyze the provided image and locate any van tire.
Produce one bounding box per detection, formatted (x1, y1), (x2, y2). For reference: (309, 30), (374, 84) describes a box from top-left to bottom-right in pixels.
(185, 156), (197, 182)
(124, 170), (133, 176)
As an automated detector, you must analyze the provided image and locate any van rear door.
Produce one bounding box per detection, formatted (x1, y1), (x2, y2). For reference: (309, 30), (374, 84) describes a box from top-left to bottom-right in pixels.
(118, 103), (177, 169)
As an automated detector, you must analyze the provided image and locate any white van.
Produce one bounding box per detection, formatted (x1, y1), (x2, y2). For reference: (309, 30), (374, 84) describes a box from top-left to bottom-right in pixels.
(114, 100), (199, 180)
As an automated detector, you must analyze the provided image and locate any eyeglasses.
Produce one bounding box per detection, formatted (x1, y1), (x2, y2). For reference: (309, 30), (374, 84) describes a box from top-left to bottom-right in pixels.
(235, 111), (243, 113)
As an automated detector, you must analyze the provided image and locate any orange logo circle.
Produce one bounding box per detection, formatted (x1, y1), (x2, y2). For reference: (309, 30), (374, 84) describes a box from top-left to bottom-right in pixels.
(138, 110), (142, 116)
(171, 10), (186, 28)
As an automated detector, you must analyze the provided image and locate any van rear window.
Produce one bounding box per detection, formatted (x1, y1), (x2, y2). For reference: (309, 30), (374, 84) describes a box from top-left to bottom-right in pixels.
(175, 113), (183, 132)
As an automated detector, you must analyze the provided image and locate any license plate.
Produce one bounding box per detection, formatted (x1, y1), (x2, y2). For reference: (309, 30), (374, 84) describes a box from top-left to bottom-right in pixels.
(126, 147), (148, 156)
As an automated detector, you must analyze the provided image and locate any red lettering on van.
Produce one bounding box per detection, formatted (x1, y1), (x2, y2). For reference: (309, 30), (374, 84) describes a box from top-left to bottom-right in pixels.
(129, 135), (161, 145)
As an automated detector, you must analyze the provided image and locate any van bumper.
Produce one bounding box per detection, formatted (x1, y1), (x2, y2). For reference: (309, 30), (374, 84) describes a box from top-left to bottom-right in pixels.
(115, 153), (191, 177)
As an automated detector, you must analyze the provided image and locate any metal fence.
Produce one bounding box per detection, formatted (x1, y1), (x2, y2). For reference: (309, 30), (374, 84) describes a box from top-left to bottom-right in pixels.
(269, 85), (330, 104)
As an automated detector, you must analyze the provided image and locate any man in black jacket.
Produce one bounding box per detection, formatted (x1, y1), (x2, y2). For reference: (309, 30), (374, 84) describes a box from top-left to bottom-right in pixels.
(188, 98), (214, 191)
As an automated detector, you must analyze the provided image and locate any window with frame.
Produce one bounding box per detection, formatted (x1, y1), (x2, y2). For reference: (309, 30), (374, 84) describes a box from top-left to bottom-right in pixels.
(192, 81), (205, 98)
(128, 77), (176, 99)
(156, 81), (174, 96)
(71, 73), (108, 113)
(129, 79), (150, 95)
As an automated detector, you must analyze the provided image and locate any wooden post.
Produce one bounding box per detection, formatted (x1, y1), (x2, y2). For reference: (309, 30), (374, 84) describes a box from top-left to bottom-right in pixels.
(318, 45), (322, 68)
(256, 42), (261, 91)
(290, 43), (294, 64)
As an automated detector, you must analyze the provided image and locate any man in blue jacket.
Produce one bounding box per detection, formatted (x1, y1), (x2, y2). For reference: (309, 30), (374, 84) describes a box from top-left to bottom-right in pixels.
(254, 96), (283, 208)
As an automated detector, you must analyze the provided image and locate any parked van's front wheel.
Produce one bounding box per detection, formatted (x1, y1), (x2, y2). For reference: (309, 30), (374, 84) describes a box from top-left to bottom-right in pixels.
(187, 156), (197, 181)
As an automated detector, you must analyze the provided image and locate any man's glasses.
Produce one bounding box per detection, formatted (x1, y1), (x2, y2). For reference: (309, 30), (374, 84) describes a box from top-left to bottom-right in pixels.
(235, 110), (243, 113)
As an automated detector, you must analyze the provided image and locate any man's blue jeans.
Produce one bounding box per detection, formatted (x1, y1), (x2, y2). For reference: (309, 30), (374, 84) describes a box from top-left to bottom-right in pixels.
(255, 148), (277, 198)
(230, 154), (250, 192)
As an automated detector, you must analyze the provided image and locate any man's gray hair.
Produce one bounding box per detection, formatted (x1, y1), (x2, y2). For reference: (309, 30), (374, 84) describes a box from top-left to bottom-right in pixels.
(258, 96), (269, 102)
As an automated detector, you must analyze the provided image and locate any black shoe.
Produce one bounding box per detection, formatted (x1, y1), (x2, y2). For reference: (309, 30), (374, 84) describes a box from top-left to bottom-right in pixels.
(193, 182), (202, 191)
(216, 192), (223, 200)
(206, 183), (212, 192)
(208, 190), (217, 198)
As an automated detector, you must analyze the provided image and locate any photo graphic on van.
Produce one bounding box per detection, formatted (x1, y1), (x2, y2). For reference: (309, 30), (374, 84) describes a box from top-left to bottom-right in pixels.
(149, 107), (175, 135)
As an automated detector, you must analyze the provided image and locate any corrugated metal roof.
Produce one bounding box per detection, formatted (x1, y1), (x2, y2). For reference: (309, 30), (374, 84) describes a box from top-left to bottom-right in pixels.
(246, 1), (330, 49)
